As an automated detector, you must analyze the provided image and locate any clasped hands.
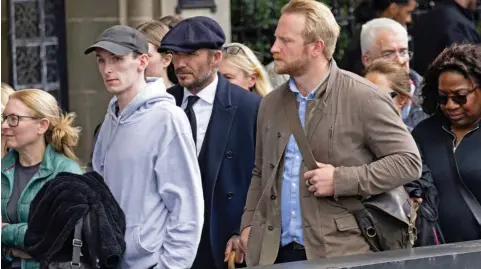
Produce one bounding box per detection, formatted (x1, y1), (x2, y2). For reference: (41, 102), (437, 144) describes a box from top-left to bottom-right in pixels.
(304, 162), (335, 197)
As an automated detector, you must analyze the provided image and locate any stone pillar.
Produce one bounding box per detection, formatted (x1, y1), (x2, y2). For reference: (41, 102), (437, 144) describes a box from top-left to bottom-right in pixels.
(161, 1), (232, 43)
(127, 0), (154, 27)
(65, 0), (122, 165)
(1, 0), (11, 83)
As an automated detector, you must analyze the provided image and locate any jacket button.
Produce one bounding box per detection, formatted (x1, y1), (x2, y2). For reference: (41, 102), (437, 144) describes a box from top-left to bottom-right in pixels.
(269, 163), (275, 169)
(271, 195), (276, 200)
(226, 151), (233, 159)
(227, 192), (234, 199)
(268, 225), (274, 231)
(277, 132), (281, 138)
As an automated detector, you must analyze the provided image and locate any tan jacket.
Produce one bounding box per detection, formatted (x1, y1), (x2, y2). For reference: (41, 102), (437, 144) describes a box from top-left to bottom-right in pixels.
(240, 61), (422, 266)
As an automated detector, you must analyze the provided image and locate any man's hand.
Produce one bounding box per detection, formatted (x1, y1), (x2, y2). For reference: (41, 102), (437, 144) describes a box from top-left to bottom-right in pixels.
(11, 249), (32, 259)
(224, 235), (244, 264)
(412, 197), (423, 204)
(304, 162), (335, 197)
(224, 226), (251, 265)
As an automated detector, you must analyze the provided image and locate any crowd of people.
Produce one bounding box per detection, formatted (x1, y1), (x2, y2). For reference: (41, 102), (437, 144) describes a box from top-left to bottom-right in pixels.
(2, 0), (481, 268)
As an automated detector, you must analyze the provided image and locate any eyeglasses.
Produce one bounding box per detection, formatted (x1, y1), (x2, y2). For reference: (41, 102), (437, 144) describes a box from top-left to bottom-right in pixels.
(222, 45), (263, 60)
(381, 50), (414, 61)
(222, 45), (246, 56)
(437, 87), (477, 105)
(1, 114), (40, 127)
(390, 92), (399, 98)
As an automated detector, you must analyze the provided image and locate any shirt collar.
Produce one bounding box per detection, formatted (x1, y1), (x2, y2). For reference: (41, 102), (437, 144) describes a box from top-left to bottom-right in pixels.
(182, 73), (218, 105)
(289, 62), (331, 99)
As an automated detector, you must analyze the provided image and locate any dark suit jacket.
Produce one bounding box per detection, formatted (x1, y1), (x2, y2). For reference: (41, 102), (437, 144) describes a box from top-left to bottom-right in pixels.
(412, 0), (481, 75)
(167, 73), (261, 269)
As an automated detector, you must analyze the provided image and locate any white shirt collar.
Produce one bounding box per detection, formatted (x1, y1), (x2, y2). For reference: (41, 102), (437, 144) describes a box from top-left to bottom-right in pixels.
(182, 73), (218, 105)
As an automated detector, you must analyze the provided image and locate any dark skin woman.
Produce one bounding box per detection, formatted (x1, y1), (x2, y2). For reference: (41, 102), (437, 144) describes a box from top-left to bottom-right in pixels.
(411, 43), (481, 243)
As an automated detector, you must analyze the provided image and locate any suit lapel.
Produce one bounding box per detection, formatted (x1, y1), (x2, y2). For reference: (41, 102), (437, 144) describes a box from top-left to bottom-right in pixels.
(198, 75), (237, 195)
(167, 85), (184, 107)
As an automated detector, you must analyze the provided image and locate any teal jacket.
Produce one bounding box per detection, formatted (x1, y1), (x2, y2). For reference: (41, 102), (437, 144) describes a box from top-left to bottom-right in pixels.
(1, 145), (82, 269)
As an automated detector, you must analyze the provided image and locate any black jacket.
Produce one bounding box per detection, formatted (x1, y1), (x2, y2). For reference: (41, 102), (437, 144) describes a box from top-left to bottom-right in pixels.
(411, 115), (481, 243)
(411, 0), (481, 75)
(24, 172), (126, 269)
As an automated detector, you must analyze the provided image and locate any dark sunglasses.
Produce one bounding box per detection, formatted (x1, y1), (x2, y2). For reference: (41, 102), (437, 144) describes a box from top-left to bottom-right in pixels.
(390, 92), (398, 98)
(437, 87), (477, 105)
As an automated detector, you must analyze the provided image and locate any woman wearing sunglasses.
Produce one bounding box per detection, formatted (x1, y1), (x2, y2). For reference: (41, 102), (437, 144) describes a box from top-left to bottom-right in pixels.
(220, 43), (272, 97)
(1, 89), (82, 269)
(411, 44), (481, 244)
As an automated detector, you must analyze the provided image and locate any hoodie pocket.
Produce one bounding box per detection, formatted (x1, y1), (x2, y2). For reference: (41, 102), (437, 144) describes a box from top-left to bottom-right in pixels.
(127, 226), (155, 255)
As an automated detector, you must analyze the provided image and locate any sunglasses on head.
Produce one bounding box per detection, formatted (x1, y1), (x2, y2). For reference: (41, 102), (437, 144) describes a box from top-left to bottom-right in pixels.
(437, 87), (477, 105)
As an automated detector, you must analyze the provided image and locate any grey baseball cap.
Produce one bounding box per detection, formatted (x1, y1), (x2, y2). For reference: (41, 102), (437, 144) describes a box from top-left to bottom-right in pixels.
(84, 25), (148, 55)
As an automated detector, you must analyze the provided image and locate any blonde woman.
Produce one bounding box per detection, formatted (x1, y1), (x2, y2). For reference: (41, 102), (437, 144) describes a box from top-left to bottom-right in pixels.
(364, 58), (426, 131)
(220, 43), (272, 97)
(1, 89), (82, 269)
(136, 20), (176, 87)
(2, 83), (15, 158)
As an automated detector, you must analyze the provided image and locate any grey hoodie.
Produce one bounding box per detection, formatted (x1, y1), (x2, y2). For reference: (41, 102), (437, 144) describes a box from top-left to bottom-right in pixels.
(92, 78), (204, 269)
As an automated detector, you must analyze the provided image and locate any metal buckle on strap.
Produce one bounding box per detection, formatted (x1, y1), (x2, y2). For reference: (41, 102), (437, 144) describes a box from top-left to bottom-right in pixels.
(70, 261), (81, 268)
(73, 239), (83, 247)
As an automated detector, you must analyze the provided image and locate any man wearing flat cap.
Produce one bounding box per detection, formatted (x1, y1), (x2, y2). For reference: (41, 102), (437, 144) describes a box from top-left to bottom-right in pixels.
(161, 16), (262, 269)
(85, 25), (204, 269)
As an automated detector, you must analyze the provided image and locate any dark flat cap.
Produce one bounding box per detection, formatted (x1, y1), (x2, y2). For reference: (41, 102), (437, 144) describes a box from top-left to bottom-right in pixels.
(84, 25), (148, 55)
(158, 16), (225, 53)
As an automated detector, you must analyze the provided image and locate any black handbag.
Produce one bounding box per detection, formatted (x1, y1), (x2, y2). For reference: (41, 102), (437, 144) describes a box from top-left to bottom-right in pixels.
(47, 213), (99, 269)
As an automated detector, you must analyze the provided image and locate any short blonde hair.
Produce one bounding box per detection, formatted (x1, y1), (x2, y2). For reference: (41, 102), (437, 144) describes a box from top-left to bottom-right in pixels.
(281, 0), (341, 59)
(9, 89), (81, 161)
(136, 20), (170, 48)
(222, 43), (272, 97)
(1, 83), (14, 114)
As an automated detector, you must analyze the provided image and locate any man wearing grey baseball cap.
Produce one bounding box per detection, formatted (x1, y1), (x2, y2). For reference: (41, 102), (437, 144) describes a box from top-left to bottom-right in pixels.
(86, 25), (204, 269)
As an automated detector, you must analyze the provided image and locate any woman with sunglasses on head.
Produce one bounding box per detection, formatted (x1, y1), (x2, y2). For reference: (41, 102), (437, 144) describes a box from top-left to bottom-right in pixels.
(412, 44), (481, 244)
(365, 59), (447, 246)
(364, 59), (413, 122)
(219, 43), (272, 97)
(1, 89), (82, 269)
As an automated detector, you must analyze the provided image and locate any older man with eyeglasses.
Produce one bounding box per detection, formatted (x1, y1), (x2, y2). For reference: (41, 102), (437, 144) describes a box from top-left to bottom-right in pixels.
(360, 17), (428, 130)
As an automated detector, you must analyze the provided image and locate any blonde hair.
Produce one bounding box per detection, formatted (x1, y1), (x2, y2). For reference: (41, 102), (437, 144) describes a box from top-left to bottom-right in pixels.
(222, 43), (272, 97)
(281, 0), (341, 59)
(1, 83), (15, 114)
(10, 89), (81, 161)
(135, 20), (170, 48)
(365, 58), (411, 97)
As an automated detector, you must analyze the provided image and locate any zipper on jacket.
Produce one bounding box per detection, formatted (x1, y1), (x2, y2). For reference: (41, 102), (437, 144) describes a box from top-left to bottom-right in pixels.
(442, 125), (479, 152)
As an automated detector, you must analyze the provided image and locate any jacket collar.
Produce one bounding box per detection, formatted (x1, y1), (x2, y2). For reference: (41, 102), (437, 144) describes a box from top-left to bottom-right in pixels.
(167, 72), (232, 108)
(281, 60), (338, 98)
(444, 0), (475, 21)
(2, 144), (56, 178)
